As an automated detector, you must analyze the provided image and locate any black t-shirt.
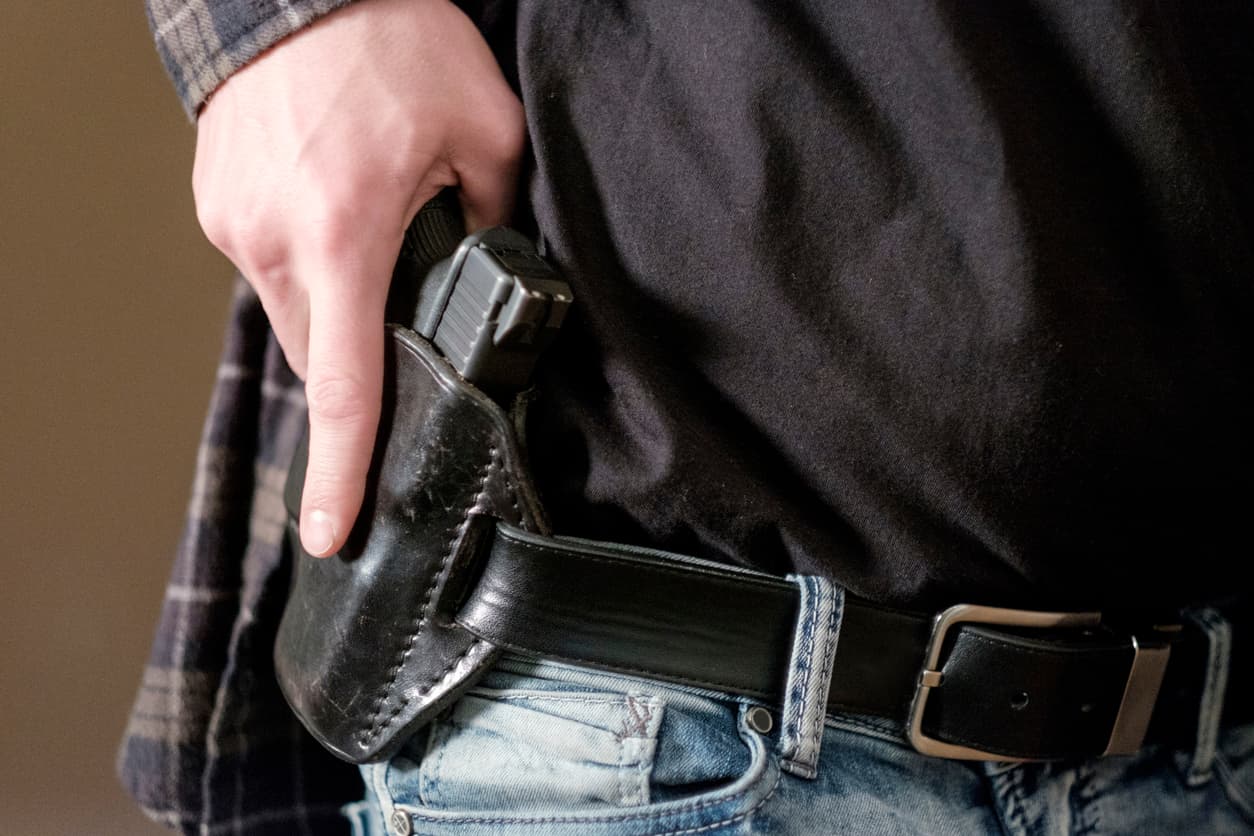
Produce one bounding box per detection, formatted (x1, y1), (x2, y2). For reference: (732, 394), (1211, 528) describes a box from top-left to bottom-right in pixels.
(500, 1), (1251, 610)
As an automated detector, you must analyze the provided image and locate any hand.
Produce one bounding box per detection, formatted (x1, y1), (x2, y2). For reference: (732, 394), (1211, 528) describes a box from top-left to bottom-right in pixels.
(193, 0), (525, 557)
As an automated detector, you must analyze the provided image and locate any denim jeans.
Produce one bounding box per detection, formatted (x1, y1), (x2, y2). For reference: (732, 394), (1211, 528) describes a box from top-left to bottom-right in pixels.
(345, 579), (1254, 835)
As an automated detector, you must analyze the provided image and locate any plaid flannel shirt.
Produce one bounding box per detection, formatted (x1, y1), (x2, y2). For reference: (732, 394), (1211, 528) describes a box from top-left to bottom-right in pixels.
(124, 4), (369, 831)
(117, 280), (360, 835)
(146, 0), (357, 116)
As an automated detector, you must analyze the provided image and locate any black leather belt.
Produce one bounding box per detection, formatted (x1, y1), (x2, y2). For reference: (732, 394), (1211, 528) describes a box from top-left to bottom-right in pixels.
(454, 520), (1250, 762)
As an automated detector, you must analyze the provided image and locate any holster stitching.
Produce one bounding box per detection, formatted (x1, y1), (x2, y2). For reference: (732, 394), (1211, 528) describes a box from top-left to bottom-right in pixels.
(358, 449), (498, 748)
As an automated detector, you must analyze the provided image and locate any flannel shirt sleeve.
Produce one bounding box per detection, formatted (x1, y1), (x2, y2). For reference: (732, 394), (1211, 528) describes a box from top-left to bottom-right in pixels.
(145, 0), (359, 117)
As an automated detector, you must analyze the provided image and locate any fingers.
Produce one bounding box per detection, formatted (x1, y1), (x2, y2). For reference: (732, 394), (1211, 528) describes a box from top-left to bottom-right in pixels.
(454, 96), (526, 231)
(254, 274), (311, 379)
(457, 156), (519, 232)
(297, 252), (390, 557)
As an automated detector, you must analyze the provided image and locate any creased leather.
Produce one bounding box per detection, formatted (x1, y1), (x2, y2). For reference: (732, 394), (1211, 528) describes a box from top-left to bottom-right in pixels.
(274, 325), (546, 763)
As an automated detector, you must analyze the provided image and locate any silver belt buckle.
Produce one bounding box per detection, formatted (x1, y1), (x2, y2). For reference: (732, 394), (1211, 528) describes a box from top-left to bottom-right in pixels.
(906, 604), (1176, 761)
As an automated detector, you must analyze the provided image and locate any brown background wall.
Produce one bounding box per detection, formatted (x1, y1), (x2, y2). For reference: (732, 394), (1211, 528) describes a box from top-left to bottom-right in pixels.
(2, 4), (233, 833)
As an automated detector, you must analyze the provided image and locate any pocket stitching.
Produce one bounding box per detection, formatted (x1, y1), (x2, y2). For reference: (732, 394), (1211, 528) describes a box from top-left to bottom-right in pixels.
(420, 716), (456, 809)
(398, 715), (777, 827)
(621, 694), (664, 806)
(402, 770), (781, 829)
(479, 693), (629, 706)
(655, 774), (781, 836)
(411, 690), (660, 813)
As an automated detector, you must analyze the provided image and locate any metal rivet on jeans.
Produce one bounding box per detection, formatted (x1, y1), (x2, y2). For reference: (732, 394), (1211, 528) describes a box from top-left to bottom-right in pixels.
(390, 809), (412, 836)
(746, 706), (774, 734)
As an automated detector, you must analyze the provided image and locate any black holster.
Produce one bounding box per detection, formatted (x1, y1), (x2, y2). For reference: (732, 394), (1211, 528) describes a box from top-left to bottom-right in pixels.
(275, 325), (548, 763)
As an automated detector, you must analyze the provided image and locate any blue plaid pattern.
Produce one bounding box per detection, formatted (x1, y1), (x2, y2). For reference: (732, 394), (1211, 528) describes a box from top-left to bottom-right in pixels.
(145, 0), (357, 116)
(130, 0), (367, 827)
(117, 279), (359, 834)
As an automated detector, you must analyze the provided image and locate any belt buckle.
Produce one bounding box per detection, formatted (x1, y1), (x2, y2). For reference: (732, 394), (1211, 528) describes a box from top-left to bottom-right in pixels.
(906, 604), (1176, 761)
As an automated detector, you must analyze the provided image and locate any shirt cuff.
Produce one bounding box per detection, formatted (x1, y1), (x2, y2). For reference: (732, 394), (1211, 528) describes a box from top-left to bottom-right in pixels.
(145, 0), (360, 118)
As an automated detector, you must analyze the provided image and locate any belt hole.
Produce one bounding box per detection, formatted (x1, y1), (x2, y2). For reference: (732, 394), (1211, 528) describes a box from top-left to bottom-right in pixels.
(1009, 691), (1030, 711)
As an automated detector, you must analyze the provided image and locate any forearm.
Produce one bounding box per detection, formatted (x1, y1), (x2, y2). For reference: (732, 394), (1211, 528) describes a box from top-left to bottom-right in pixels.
(145, 0), (359, 117)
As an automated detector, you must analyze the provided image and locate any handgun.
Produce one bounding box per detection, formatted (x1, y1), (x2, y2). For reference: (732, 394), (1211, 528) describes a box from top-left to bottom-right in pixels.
(389, 192), (573, 396)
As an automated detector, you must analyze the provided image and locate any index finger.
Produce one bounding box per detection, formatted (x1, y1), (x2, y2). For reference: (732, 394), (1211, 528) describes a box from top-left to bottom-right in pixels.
(297, 258), (389, 557)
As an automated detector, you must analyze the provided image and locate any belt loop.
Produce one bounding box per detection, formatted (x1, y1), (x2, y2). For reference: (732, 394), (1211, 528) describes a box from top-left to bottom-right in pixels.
(778, 575), (844, 779)
(1181, 607), (1232, 786)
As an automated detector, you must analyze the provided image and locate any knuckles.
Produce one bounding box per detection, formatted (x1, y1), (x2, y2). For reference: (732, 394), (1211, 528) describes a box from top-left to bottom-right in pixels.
(304, 373), (375, 425)
(490, 117), (526, 165)
(301, 206), (364, 264)
(194, 196), (234, 253)
(475, 92), (527, 165)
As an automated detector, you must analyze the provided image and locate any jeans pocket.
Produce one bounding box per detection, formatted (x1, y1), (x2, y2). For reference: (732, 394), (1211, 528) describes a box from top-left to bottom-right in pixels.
(408, 686), (665, 810)
(362, 658), (778, 836)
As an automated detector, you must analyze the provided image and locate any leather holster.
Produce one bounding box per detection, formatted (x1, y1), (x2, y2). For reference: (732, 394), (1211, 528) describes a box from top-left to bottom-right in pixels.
(275, 324), (548, 764)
